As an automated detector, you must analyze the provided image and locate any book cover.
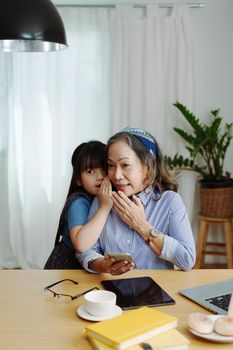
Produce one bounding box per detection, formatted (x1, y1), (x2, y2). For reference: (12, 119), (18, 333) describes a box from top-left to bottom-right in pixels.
(84, 306), (177, 350)
(87, 328), (189, 350)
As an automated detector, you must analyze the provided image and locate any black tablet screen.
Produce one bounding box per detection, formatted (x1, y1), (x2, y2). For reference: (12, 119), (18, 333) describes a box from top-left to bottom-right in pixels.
(101, 276), (175, 309)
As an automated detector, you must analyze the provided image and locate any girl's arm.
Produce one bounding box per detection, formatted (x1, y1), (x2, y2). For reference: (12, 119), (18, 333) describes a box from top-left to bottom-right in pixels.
(70, 178), (113, 253)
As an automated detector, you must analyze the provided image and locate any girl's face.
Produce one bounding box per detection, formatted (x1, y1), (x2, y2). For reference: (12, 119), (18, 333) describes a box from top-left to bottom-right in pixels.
(78, 168), (105, 196)
(107, 140), (148, 197)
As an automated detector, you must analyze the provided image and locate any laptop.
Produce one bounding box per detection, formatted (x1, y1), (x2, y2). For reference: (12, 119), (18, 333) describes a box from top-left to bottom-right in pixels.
(179, 278), (233, 315)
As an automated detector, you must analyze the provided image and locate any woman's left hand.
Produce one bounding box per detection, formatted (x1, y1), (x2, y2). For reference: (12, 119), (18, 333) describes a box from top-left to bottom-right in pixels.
(89, 256), (135, 275)
(108, 259), (135, 275)
(112, 191), (148, 234)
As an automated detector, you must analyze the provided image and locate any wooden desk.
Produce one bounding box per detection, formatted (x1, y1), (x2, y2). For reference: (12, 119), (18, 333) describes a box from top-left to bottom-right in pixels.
(0, 269), (232, 349)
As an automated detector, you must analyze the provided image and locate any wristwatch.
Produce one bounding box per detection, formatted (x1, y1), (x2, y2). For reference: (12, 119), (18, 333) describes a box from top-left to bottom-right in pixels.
(145, 227), (161, 245)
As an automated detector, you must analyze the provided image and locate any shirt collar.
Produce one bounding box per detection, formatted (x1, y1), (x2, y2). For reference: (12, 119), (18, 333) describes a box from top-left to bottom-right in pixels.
(135, 186), (155, 206)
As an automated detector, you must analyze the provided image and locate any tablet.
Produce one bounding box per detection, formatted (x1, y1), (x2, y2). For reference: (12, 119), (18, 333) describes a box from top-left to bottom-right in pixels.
(101, 276), (175, 309)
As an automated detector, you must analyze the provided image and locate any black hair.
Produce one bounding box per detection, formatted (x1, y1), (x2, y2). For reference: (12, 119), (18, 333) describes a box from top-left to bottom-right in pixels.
(67, 140), (106, 197)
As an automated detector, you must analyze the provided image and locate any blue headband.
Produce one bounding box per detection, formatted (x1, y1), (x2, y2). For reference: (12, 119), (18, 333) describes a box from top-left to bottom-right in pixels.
(121, 127), (157, 158)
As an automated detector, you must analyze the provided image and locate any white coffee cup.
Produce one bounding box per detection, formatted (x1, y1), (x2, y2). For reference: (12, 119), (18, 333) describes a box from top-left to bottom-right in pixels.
(84, 290), (117, 316)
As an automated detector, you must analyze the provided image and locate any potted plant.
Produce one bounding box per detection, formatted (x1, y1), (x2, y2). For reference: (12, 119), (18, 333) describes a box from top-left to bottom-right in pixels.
(166, 101), (233, 217)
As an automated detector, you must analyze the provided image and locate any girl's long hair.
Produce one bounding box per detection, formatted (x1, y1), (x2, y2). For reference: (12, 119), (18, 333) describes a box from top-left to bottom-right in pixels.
(54, 140), (106, 247)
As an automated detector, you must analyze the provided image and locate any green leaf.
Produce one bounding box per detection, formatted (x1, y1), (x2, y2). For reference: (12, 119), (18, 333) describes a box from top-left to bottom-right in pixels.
(169, 101), (233, 180)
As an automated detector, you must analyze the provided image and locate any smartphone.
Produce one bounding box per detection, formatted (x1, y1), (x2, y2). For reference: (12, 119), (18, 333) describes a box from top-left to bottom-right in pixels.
(105, 252), (134, 263)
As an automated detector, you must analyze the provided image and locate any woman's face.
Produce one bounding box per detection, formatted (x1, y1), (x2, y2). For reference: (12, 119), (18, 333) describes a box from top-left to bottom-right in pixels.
(107, 140), (148, 197)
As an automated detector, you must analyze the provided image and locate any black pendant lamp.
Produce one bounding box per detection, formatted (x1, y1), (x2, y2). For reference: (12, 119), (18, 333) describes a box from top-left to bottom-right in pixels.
(0, 0), (68, 52)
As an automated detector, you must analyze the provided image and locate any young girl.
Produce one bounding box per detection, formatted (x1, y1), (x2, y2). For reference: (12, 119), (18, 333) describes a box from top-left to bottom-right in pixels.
(77, 127), (196, 274)
(44, 140), (112, 269)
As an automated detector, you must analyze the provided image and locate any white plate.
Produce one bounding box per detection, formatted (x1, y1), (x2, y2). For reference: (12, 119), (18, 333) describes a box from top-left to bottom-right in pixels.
(76, 304), (122, 321)
(189, 315), (233, 343)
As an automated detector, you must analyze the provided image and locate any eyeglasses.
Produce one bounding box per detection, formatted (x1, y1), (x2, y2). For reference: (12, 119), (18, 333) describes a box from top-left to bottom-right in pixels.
(44, 278), (99, 304)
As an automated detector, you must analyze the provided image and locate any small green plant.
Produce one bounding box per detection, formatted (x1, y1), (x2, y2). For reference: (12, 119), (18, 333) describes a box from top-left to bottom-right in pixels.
(165, 101), (233, 181)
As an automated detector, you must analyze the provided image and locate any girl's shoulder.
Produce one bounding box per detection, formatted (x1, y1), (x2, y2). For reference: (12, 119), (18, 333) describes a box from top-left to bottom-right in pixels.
(69, 195), (91, 209)
(65, 192), (92, 213)
(66, 191), (92, 206)
(68, 196), (92, 219)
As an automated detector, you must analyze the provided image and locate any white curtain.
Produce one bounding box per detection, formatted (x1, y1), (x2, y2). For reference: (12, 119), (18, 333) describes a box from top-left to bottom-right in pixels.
(0, 8), (113, 268)
(112, 4), (194, 150)
(0, 4), (196, 269)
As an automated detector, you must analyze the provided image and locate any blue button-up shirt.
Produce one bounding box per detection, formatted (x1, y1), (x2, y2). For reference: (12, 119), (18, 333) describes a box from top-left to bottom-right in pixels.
(77, 188), (196, 271)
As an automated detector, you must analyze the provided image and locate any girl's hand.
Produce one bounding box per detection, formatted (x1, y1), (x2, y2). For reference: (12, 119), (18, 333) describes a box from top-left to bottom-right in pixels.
(112, 191), (148, 235)
(98, 177), (113, 209)
(89, 256), (135, 275)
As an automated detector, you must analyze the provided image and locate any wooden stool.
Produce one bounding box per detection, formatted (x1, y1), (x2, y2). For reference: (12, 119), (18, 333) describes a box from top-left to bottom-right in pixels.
(195, 215), (233, 269)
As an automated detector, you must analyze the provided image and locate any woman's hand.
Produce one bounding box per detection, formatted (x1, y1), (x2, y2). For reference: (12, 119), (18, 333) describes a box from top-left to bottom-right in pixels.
(112, 191), (150, 237)
(89, 256), (135, 275)
(98, 177), (113, 210)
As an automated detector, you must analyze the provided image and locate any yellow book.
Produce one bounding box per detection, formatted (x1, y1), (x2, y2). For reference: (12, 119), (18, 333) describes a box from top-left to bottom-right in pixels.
(84, 307), (177, 350)
(87, 329), (189, 350)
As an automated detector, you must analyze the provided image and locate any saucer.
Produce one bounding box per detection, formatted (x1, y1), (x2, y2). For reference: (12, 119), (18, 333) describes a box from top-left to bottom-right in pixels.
(189, 315), (233, 343)
(76, 304), (122, 321)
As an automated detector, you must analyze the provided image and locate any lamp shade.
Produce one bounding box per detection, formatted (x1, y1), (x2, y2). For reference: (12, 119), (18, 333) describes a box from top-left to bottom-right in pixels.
(0, 0), (68, 52)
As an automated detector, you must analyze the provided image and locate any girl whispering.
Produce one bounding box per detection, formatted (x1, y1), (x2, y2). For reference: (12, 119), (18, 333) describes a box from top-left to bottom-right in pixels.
(44, 140), (112, 269)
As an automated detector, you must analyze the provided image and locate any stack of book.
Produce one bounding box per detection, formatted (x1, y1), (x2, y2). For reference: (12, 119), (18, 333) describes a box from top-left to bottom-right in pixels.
(84, 306), (189, 350)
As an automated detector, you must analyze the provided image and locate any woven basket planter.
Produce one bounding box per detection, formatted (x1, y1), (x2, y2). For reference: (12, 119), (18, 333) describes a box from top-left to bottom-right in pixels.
(199, 182), (233, 218)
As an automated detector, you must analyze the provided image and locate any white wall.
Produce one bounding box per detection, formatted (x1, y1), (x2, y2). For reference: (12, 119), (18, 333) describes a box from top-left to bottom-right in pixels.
(191, 0), (233, 175)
